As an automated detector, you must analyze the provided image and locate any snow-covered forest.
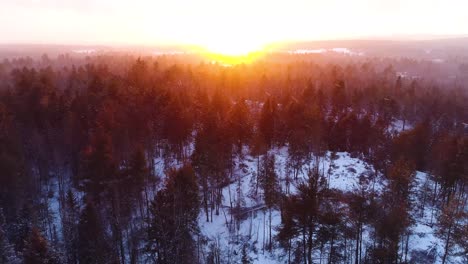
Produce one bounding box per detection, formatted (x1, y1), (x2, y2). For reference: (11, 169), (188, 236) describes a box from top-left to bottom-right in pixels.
(0, 52), (467, 264)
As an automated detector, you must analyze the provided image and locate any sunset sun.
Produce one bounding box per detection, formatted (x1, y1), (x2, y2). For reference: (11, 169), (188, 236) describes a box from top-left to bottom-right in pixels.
(198, 37), (268, 64)
(183, 15), (275, 63)
(201, 37), (266, 56)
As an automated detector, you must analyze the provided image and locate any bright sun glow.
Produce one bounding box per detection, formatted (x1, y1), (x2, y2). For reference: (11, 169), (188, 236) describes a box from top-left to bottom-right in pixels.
(201, 39), (265, 56)
(198, 37), (269, 65)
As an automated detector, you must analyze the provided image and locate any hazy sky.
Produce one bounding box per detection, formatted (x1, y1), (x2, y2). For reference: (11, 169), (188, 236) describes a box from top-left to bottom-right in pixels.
(1, 0), (467, 47)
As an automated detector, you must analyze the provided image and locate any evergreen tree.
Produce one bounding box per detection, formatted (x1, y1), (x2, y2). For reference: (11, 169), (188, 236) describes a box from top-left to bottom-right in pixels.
(348, 175), (374, 264)
(0, 210), (21, 264)
(0, 103), (27, 218)
(228, 99), (253, 153)
(77, 202), (113, 264)
(277, 169), (328, 264)
(370, 159), (415, 263)
(62, 190), (79, 264)
(260, 153), (279, 250)
(259, 98), (276, 148)
(391, 121), (431, 171)
(163, 97), (192, 159)
(431, 134), (467, 203)
(192, 101), (231, 220)
(331, 79), (347, 114)
(79, 129), (117, 203)
(23, 228), (59, 264)
(124, 147), (149, 203)
(436, 197), (467, 264)
(147, 165), (199, 264)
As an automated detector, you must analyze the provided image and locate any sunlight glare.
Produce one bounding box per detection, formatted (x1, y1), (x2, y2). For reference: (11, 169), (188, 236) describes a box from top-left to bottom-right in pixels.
(201, 38), (265, 56)
(198, 37), (268, 65)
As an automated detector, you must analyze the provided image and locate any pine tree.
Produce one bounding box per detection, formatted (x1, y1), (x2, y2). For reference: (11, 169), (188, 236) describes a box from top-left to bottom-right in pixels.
(431, 134), (467, 204)
(125, 147), (149, 198)
(391, 121), (431, 171)
(128, 58), (149, 90)
(0, 210), (21, 264)
(260, 153), (279, 250)
(163, 97), (192, 159)
(259, 98), (276, 148)
(277, 169), (328, 264)
(77, 202), (113, 264)
(228, 99), (252, 154)
(332, 79), (347, 114)
(62, 190), (79, 264)
(79, 129), (117, 203)
(147, 165), (199, 264)
(348, 175), (374, 264)
(436, 197), (467, 264)
(23, 228), (59, 264)
(370, 159), (415, 263)
(317, 198), (345, 264)
(192, 101), (232, 220)
(0, 103), (27, 219)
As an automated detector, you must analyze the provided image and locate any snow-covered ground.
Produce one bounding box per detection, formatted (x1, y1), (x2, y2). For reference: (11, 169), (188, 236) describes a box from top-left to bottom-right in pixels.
(408, 171), (465, 264)
(198, 148), (385, 263)
(197, 148), (460, 263)
(43, 143), (460, 263)
(389, 119), (413, 134)
(287, 48), (364, 56)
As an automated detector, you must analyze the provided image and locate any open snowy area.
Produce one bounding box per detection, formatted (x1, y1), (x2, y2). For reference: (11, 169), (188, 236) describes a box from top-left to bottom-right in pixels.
(193, 148), (464, 264)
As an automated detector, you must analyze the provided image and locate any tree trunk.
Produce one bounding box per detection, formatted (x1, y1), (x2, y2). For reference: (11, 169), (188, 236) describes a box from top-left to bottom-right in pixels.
(441, 222), (452, 264)
(307, 229), (313, 264)
(302, 230), (307, 264)
(269, 208), (272, 251)
(203, 178), (209, 222)
(263, 211), (266, 253)
(329, 234), (335, 264)
(404, 232), (410, 263)
(355, 228), (360, 264)
(256, 155), (260, 196)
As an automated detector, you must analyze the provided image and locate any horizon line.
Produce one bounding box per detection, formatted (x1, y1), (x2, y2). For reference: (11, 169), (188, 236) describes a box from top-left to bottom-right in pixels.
(1, 34), (468, 49)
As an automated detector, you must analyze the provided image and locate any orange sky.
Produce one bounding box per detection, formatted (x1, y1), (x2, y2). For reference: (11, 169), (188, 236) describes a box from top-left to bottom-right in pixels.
(1, 0), (467, 53)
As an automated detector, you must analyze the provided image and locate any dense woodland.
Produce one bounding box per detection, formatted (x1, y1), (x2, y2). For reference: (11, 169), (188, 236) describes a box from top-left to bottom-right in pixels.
(0, 53), (467, 264)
